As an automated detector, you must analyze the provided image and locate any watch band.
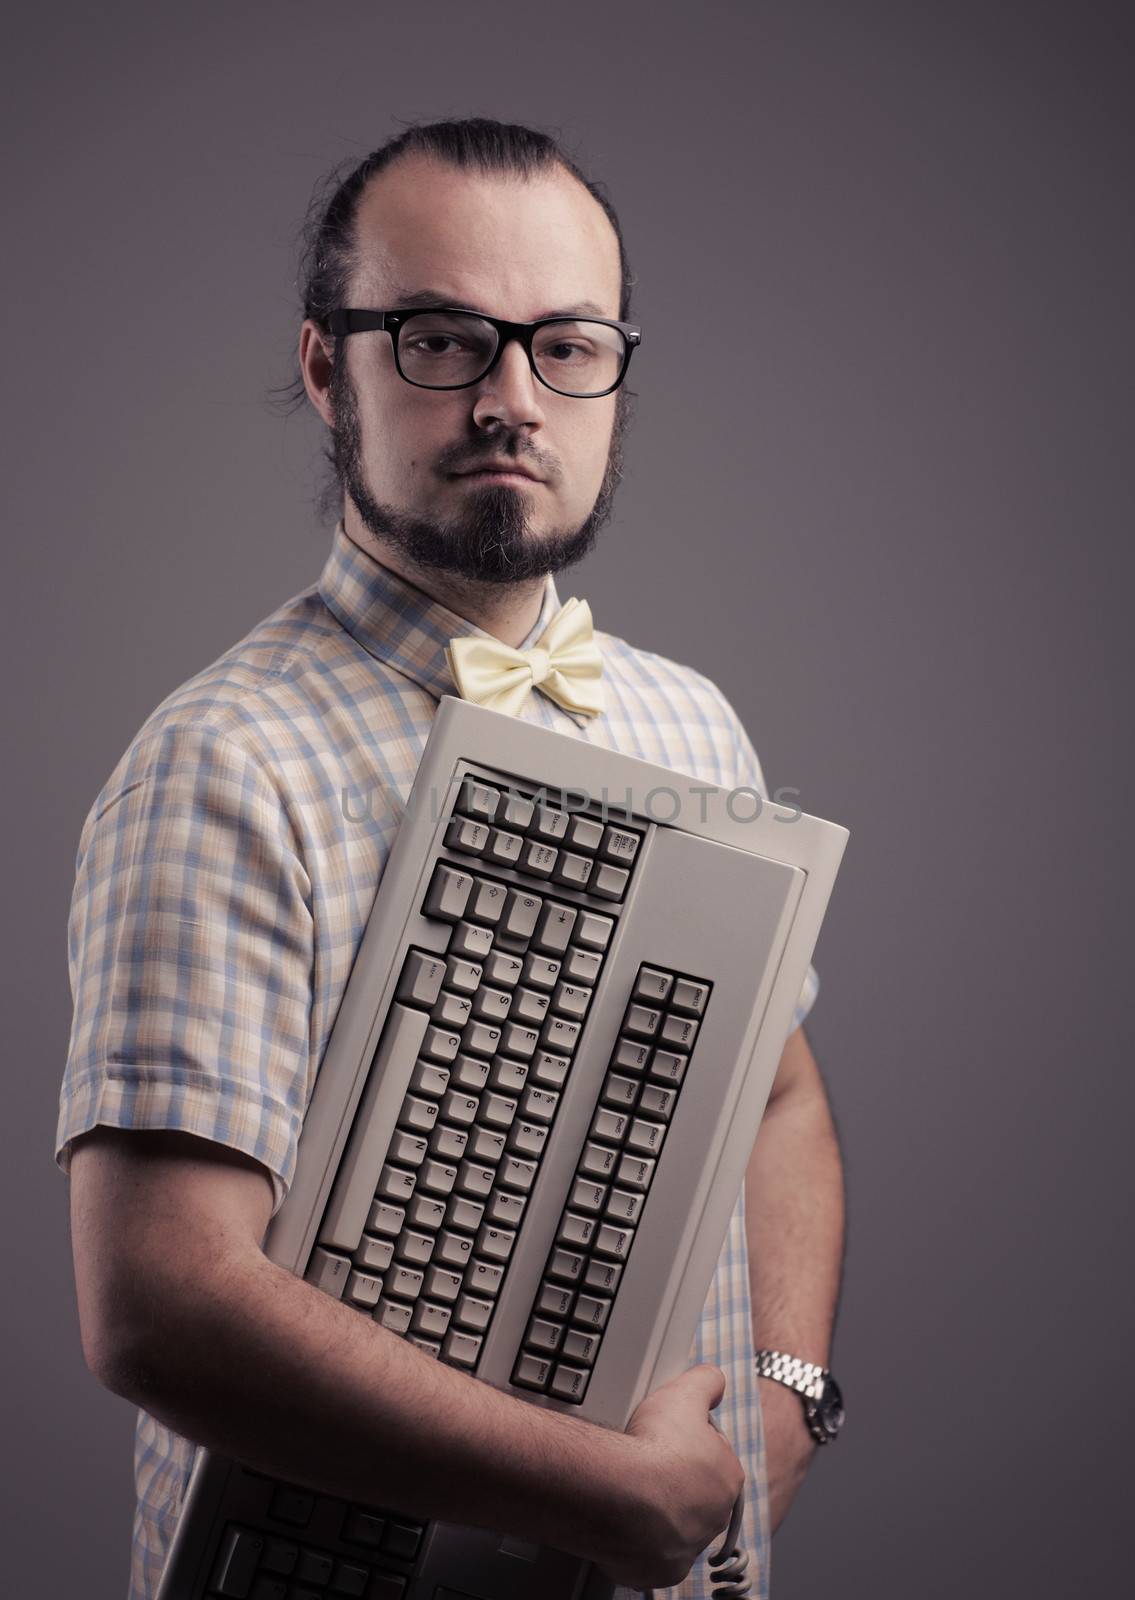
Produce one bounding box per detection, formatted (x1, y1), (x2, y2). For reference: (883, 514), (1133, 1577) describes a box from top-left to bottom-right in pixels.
(753, 1348), (828, 1399)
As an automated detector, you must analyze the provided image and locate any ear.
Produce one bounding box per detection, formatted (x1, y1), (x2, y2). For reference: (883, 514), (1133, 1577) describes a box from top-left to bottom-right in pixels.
(299, 320), (336, 426)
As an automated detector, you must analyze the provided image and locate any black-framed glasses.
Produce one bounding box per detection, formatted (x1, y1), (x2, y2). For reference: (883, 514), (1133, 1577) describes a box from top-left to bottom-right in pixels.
(323, 306), (641, 398)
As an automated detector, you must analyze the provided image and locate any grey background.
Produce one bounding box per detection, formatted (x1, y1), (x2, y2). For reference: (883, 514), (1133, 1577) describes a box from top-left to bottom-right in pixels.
(3, 1), (1131, 1593)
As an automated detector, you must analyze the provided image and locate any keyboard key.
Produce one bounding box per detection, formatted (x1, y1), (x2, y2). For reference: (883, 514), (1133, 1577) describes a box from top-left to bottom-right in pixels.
(401, 1095), (440, 1133)
(429, 1122), (470, 1160)
(553, 851), (592, 888)
(521, 1086), (559, 1123)
(541, 1016), (580, 1054)
(484, 950), (524, 987)
(346, 1270), (383, 1308)
(468, 879), (507, 925)
(591, 1108), (628, 1144)
(533, 901), (577, 954)
(530, 1049), (570, 1089)
(600, 1072), (639, 1110)
(395, 1230), (436, 1267)
(447, 1195), (485, 1233)
(424, 1265), (462, 1302)
(357, 1235), (394, 1272)
(377, 1164), (416, 1202)
(605, 1188), (645, 1223)
(487, 1188), (526, 1227)
(532, 805), (569, 842)
(550, 1363), (591, 1402)
(563, 1327), (601, 1365)
(431, 990), (473, 1029)
(579, 1141), (619, 1179)
(526, 1317), (563, 1353)
(572, 1294), (612, 1330)
(623, 1005), (661, 1039)
(557, 1211), (597, 1250)
(584, 1257), (623, 1295)
(513, 1352), (554, 1391)
(648, 1049), (688, 1087)
(441, 1090), (480, 1126)
(613, 1038), (651, 1074)
(488, 1057), (528, 1093)
(511, 986), (551, 1024)
(448, 921), (494, 960)
(249, 1578), (287, 1600)
(449, 1056), (489, 1093)
(507, 1119), (548, 1157)
(445, 816), (489, 855)
(547, 1248), (586, 1283)
(501, 1022), (541, 1059)
(617, 1153), (656, 1191)
(661, 1013), (700, 1049)
(638, 1083), (678, 1119)
(341, 1508), (385, 1548)
(210, 1527), (264, 1594)
(435, 1231), (474, 1268)
(671, 977), (710, 1015)
(331, 1561), (370, 1596)
(455, 1293), (495, 1332)
(411, 1300), (452, 1338)
(594, 1223), (634, 1261)
(373, 1578), (409, 1600)
(269, 1487), (314, 1528)
(488, 828), (524, 865)
(502, 889), (542, 940)
(261, 1538), (299, 1575)
(522, 841), (558, 877)
(573, 912), (614, 951)
(463, 1021), (502, 1057)
(445, 955), (483, 994)
(570, 1178), (607, 1213)
(633, 966), (673, 1004)
(481, 1092), (518, 1129)
(626, 1118), (667, 1156)
(382, 1521), (425, 1561)
(600, 825), (641, 865)
(568, 815), (604, 852)
(496, 790), (535, 830)
(551, 981), (592, 1020)
(423, 863), (474, 922)
(396, 950), (448, 1007)
(457, 778), (500, 821)
(472, 985), (512, 1022)
(418, 1159), (459, 1196)
(497, 1155), (538, 1192)
(443, 1328), (482, 1367)
(476, 1225), (517, 1262)
(298, 1550), (334, 1585)
(304, 1247), (351, 1299)
(390, 1129), (429, 1167)
(421, 1026), (462, 1064)
(407, 1194), (446, 1231)
(563, 946), (602, 984)
(590, 863), (630, 900)
(377, 1300), (412, 1334)
(388, 1264), (424, 1300)
(468, 1125), (507, 1164)
(538, 1282), (575, 1318)
(467, 1258), (504, 1298)
(366, 1201), (405, 1237)
(456, 1160), (495, 1197)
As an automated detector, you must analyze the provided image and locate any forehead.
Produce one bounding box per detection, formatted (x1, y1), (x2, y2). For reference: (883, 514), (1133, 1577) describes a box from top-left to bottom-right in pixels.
(349, 154), (623, 320)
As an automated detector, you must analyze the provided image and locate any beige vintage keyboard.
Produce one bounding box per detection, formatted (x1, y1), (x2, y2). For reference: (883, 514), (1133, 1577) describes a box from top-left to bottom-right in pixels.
(157, 696), (848, 1600)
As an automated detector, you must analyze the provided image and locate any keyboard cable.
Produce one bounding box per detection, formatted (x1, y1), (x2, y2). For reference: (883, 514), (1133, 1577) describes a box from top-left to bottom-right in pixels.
(640, 1414), (752, 1598)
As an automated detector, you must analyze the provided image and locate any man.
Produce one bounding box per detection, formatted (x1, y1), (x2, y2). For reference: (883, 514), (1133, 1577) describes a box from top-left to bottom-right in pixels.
(59, 118), (844, 1598)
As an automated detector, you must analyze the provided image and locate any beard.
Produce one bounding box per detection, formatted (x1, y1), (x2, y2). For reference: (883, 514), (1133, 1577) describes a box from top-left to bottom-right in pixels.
(327, 357), (632, 586)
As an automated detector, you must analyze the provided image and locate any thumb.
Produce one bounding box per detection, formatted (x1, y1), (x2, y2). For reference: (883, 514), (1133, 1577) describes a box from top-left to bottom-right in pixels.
(665, 1362), (727, 1414)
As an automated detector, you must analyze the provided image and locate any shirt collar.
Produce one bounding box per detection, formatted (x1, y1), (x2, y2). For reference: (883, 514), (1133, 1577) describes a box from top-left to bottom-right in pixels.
(318, 521), (590, 723)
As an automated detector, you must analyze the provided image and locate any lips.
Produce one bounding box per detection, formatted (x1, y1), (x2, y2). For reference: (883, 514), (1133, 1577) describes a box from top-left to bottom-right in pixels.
(454, 462), (543, 482)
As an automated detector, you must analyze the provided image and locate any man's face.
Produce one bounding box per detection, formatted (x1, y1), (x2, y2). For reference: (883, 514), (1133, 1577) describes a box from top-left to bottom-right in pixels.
(323, 155), (631, 585)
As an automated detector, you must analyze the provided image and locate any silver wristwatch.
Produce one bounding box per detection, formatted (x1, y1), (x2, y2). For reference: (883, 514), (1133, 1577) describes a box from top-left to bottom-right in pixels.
(754, 1349), (845, 1445)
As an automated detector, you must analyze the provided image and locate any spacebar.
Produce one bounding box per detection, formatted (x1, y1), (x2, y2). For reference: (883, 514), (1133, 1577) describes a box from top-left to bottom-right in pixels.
(318, 1002), (430, 1252)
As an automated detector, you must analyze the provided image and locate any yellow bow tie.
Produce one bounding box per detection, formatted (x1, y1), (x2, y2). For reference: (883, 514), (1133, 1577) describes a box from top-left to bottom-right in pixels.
(445, 596), (605, 719)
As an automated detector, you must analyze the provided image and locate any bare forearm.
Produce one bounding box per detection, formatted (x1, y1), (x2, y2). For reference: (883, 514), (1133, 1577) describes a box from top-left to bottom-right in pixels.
(744, 1071), (844, 1363)
(106, 1241), (629, 1562)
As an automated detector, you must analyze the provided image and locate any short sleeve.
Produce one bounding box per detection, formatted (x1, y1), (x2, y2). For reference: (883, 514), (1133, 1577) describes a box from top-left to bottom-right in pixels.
(725, 698), (820, 1035)
(56, 721), (314, 1214)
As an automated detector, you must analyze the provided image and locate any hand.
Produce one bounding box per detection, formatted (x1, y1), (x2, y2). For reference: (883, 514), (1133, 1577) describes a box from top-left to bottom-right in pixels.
(758, 1376), (818, 1533)
(590, 1364), (745, 1590)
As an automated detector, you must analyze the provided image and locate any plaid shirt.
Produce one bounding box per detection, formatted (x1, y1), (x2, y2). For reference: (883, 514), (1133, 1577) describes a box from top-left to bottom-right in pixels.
(57, 523), (818, 1599)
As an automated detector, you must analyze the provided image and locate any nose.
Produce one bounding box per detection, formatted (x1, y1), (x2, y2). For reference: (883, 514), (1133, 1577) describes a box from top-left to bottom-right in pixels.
(471, 336), (546, 433)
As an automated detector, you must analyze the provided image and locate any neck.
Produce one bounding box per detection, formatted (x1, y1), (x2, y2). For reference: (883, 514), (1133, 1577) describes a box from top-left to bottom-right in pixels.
(343, 515), (547, 648)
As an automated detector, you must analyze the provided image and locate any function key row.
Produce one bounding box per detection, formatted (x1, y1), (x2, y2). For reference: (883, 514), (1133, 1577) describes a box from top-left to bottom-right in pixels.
(451, 778), (642, 901)
(423, 863), (614, 957)
(511, 963), (712, 1405)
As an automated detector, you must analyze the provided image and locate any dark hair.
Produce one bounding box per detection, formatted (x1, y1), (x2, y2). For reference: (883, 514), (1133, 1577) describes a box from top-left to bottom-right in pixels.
(274, 116), (634, 416)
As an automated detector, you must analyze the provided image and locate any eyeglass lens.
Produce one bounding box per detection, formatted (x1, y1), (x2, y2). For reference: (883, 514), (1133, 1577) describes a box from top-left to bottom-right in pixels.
(397, 311), (625, 395)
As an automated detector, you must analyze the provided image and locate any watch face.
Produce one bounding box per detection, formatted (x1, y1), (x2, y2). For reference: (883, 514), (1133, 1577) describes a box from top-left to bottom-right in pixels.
(818, 1376), (844, 1438)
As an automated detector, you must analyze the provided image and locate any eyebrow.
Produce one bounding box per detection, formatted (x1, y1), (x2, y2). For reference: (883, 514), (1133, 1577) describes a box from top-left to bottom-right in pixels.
(389, 288), (613, 319)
